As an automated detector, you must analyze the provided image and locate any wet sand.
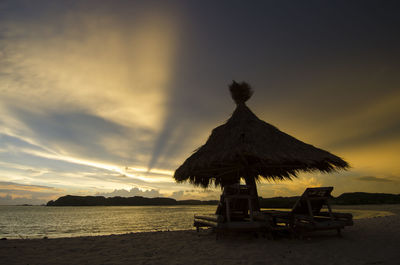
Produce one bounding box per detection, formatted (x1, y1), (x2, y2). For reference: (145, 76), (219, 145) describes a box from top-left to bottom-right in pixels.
(1, 204), (399, 265)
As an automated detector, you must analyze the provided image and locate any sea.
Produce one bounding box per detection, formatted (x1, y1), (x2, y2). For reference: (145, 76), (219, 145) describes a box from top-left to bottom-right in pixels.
(0, 205), (393, 239)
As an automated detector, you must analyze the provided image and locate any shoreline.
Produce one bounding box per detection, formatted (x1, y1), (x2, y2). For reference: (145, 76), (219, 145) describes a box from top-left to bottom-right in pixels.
(1, 205), (400, 265)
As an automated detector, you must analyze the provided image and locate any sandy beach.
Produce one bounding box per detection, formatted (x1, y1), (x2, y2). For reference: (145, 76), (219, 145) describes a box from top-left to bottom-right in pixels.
(1, 204), (399, 265)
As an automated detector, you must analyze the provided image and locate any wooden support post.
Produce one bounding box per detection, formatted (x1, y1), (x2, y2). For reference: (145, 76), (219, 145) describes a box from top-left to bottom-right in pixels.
(305, 194), (314, 222)
(326, 201), (334, 220)
(244, 177), (260, 212)
(225, 198), (231, 222)
(337, 228), (342, 237)
(248, 198), (254, 221)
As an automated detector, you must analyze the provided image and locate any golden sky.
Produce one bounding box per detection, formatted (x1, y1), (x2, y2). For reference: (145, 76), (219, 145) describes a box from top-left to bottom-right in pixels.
(0, 1), (399, 204)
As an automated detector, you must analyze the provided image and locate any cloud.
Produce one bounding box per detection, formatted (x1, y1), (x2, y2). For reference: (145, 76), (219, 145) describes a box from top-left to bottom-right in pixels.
(1, 1), (400, 203)
(96, 187), (162, 198)
(257, 175), (323, 198)
(0, 181), (60, 192)
(0, 129), (176, 190)
(0, 2), (179, 130)
(356, 176), (395, 183)
(0, 0), (192, 202)
(170, 190), (184, 200)
(0, 181), (62, 205)
(318, 91), (400, 150)
(96, 187), (221, 201)
(4, 108), (151, 164)
(0, 181), (62, 193)
(173, 188), (220, 200)
(0, 1), (180, 169)
(0, 194), (48, 205)
(339, 139), (400, 176)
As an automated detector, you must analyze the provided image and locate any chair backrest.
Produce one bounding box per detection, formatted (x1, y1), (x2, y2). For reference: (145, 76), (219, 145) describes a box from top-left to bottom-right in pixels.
(291, 187), (333, 215)
(216, 184), (255, 221)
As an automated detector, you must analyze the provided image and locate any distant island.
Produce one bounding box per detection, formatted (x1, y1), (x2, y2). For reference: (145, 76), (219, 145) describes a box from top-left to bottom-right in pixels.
(46, 192), (400, 207)
(46, 195), (219, 206)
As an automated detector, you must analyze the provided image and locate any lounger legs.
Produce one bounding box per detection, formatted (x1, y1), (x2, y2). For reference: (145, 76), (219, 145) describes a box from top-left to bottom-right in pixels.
(337, 228), (342, 237)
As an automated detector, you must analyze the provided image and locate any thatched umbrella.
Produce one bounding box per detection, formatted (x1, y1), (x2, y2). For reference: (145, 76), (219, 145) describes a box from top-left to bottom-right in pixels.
(174, 81), (348, 211)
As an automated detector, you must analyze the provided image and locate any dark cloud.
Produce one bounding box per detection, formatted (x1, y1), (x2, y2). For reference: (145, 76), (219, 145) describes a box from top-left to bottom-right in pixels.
(148, 0), (400, 170)
(356, 176), (395, 183)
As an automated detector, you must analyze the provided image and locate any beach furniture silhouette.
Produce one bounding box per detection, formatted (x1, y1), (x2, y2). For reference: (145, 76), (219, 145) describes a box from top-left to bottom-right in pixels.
(263, 187), (353, 238)
(194, 184), (272, 238)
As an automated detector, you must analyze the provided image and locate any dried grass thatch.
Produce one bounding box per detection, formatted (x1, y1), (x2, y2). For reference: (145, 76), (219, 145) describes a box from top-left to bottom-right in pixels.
(174, 81), (349, 188)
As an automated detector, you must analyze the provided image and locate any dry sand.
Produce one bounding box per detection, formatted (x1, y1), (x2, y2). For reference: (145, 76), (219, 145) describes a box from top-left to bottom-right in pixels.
(1, 204), (399, 265)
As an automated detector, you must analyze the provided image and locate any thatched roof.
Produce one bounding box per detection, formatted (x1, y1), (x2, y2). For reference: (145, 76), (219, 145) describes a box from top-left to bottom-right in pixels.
(174, 81), (349, 188)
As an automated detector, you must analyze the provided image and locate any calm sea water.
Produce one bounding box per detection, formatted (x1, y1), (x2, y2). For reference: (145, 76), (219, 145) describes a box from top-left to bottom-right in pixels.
(0, 205), (216, 239)
(0, 205), (393, 239)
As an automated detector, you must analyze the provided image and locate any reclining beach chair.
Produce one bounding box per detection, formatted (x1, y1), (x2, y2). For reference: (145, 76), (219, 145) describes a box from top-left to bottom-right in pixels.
(194, 184), (272, 238)
(263, 187), (353, 238)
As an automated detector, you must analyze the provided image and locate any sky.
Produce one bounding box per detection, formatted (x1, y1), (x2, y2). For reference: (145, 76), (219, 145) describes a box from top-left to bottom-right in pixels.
(0, 0), (399, 205)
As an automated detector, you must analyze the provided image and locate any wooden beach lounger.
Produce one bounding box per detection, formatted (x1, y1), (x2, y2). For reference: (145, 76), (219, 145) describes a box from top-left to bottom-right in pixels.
(194, 184), (272, 238)
(263, 187), (353, 238)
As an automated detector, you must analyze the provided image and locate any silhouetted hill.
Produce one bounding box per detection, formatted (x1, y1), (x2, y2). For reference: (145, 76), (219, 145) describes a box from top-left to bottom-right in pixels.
(259, 192), (400, 208)
(47, 192), (400, 207)
(334, 192), (400, 205)
(46, 195), (218, 206)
